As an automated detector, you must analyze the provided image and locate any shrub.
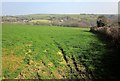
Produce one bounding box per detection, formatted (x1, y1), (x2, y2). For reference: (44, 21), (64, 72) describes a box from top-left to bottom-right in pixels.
(97, 15), (108, 27)
(90, 26), (120, 48)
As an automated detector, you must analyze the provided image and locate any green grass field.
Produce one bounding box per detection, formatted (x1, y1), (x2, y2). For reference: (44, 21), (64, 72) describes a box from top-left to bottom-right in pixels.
(2, 24), (106, 79)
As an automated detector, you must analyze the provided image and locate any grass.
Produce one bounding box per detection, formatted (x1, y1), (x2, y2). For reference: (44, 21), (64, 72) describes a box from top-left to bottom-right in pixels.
(2, 24), (106, 79)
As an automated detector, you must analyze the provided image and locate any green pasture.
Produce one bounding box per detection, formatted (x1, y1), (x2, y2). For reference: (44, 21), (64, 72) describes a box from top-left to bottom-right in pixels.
(2, 24), (106, 79)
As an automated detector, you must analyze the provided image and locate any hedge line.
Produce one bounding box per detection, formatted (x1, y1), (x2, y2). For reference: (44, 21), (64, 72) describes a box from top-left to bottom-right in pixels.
(90, 26), (120, 48)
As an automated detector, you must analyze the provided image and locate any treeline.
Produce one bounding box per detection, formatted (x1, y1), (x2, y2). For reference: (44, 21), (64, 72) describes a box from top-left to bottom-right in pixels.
(90, 15), (120, 48)
(48, 16), (94, 27)
(1, 14), (118, 27)
(2, 15), (97, 27)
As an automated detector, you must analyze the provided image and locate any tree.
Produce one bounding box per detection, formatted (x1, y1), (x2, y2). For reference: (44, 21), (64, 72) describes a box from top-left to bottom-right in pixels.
(97, 15), (107, 27)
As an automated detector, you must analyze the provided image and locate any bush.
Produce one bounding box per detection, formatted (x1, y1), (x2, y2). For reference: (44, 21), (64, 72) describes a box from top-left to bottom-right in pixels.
(97, 15), (108, 27)
(90, 26), (120, 48)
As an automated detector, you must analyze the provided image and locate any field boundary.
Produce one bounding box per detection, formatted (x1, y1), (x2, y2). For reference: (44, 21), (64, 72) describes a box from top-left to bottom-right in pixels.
(90, 26), (120, 48)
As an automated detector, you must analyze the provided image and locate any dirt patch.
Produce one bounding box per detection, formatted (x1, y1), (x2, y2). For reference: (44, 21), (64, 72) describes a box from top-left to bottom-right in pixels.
(2, 53), (23, 72)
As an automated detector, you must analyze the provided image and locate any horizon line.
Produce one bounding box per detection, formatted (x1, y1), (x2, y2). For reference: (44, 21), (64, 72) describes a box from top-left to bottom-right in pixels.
(1, 13), (118, 16)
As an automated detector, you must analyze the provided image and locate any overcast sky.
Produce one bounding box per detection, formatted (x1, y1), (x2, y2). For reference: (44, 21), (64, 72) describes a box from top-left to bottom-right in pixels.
(1, 1), (119, 16)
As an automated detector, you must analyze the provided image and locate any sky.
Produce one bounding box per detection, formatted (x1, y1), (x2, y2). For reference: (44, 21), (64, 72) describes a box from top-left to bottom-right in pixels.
(1, 2), (118, 16)
(1, 0), (119, 2)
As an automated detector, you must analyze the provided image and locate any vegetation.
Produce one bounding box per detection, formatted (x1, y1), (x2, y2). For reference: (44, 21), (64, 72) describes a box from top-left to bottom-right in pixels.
(90, 14), (120, 80)
(91, 15), (120, 48)
(97, 15), (108, 27)
(30, 20), (51, 23)
(2, 14), (118, 27)
(2, 14), (119, 80)
(2, 24), (109, 80)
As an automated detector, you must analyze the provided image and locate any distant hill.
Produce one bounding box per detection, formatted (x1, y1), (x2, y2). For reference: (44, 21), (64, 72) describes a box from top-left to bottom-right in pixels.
(2, 14), (118, 27)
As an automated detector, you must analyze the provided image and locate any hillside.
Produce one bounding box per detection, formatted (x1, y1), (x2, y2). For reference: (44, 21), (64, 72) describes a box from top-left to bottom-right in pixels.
(2, 14), (118, 27)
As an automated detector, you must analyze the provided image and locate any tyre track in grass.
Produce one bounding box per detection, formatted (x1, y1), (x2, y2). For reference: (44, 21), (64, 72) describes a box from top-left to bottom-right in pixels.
(54, 40), (92, 80)
(53, 40), (73, 74)
(71, 55), (92, 80)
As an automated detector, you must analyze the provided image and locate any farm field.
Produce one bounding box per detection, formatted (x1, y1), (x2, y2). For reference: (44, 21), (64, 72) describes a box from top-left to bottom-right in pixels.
(2, 24), (107, 79)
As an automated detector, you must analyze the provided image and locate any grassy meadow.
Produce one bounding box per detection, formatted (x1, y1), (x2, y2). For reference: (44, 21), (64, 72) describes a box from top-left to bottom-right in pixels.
(2, 24), (107, 79)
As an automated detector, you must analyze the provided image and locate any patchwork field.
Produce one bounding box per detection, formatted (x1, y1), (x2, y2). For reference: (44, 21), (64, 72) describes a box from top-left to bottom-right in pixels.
(30, 20), (51, 23)
(2, 24), (107, 79)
